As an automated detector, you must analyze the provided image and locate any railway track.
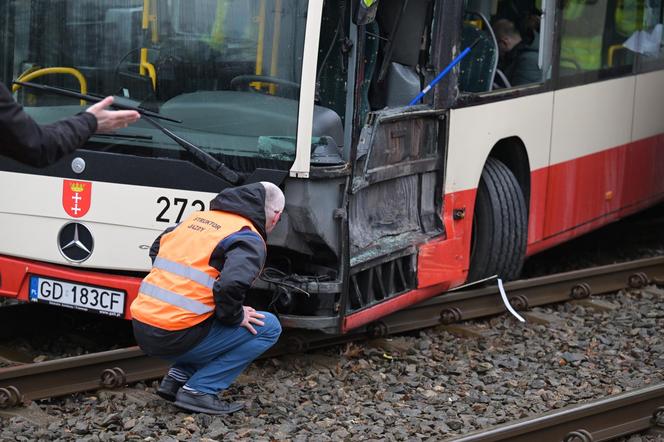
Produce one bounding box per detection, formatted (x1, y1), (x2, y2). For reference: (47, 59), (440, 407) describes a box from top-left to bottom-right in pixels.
(1, 255), (663, 438)
(451, 382), (664, 441)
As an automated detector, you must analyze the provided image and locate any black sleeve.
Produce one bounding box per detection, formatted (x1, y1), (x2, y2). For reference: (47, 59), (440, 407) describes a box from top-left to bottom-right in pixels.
(149, 225), (178, 265)
(0, 82), (97, 167)
(510, 52), (542, 86)
(209, 229), (266, 326)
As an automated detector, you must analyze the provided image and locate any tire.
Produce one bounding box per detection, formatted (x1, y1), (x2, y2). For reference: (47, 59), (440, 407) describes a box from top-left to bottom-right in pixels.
(467, 157), (528, 282)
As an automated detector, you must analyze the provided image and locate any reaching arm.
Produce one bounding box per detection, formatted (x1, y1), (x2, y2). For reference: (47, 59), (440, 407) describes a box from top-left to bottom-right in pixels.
(0, 82), (96, 166)
(0, 83), (139, 166)
(209, 229), (266, 326)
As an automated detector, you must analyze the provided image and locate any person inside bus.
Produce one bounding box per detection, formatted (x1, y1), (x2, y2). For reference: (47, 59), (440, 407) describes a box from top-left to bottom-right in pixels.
(493, 18), (543, 86)
(0, 81), (140, 167)
(130, 182), (284, 415)
(496, 0), (542, 41)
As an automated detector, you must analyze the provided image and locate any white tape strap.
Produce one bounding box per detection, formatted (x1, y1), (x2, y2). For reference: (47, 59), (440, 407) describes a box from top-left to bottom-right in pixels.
(497, 278), (526, 322)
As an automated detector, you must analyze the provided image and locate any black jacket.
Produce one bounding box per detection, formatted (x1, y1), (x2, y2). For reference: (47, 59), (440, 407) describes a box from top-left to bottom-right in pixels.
(133, 183), (269, 358)
(0, 81), (97, 166)
(501, 33), (542, 86)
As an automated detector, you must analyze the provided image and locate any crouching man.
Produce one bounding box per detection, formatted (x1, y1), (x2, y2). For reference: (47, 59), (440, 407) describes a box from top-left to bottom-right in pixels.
(130, 182), (284, 415)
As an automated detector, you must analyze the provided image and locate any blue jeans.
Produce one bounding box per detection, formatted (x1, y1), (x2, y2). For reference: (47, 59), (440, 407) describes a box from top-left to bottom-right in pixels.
(169, 312), (281, 394)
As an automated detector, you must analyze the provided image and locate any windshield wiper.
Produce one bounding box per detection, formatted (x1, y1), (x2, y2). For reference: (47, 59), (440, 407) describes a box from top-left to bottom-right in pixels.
(92, 133), (153, 141)
(13, 81), (241, 185)
(13, 81), (179, 123)
(141, 114), (240, 185)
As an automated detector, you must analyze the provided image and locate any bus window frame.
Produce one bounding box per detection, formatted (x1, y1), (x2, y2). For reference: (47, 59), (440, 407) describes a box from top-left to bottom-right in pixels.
(289, 0), (324, 178)
(453, 81), (552, 108)
(550, 0), (644, 91)
(635, 54), (664, 74)
(431, 0), (464, 110)
(554, 64), (635, 89)
(441, 0), (558, 109)
(634, 3), (664, 74)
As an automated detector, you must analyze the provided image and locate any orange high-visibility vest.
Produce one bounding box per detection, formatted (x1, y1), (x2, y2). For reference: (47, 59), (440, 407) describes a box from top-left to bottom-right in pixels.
(130, 210), (263, 331)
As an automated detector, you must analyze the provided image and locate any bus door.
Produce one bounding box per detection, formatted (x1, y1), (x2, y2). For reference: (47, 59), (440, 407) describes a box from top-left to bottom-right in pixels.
(344, 0), (445, 315)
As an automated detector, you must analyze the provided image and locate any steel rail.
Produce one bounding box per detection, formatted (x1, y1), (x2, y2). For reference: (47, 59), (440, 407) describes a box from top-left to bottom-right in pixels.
(0, 255), (663, 408)
(450, 382), (664, 442)
(377, 255), (664, 337)
(0, 347), (169, 407)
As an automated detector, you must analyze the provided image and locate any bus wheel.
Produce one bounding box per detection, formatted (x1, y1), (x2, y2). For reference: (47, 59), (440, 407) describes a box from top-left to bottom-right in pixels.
(467, 157), (527, 282)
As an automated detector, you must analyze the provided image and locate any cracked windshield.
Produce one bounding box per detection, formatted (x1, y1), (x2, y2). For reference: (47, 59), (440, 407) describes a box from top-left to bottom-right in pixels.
(0, 0), (309, 165)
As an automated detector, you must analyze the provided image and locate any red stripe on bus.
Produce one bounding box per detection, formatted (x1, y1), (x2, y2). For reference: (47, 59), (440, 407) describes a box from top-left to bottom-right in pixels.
(342, 283), (449, 332)
(528, 134), (664, 254)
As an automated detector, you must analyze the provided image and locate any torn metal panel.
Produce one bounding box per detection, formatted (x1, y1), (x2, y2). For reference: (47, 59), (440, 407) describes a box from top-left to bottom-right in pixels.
(349, 106), (443, 262)
(350, 175), (421, 253)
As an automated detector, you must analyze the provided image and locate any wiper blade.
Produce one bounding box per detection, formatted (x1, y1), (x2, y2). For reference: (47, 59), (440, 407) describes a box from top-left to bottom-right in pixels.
(141, 115), (240, 185)
(13, 80), (241, 185)
(92, 133), (154, 141)
(13, 81), (181, 124)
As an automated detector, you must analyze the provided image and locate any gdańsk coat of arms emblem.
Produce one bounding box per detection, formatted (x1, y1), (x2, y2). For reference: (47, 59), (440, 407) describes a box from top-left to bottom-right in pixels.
(62, 180), (92, 218)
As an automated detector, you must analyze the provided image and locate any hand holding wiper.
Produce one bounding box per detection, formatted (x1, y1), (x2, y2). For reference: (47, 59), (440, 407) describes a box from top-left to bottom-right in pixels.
(86, 96), (141, 132)
(13, 81), (179, 123)
(13, 80), (241, 185)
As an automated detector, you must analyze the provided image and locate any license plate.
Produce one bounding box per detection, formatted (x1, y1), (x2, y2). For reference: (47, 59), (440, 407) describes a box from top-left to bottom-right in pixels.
(29, 276), (125, 317)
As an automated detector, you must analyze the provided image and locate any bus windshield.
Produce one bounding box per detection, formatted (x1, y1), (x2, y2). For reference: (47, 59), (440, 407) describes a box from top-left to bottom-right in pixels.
(0, 0), (309, 165)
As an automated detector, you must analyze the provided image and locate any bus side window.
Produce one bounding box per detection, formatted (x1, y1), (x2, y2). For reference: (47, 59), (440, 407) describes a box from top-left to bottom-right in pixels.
(626, 0), (664, 73)
(558, 0), (656, 77)
(459, 16), (499, 92)
(461, 0), (548, 91)
(316, 1), (349, 124)
(559, 0), (610, 74)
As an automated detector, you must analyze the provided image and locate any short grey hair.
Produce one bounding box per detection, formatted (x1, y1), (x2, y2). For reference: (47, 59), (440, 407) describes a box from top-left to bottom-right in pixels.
(493, 18), (521, 39)
(261, 181), (285, 225)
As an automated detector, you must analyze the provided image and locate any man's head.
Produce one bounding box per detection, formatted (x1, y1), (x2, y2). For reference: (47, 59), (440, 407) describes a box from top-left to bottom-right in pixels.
(261, 181), (285, 234)
(493, 19), (522, 57)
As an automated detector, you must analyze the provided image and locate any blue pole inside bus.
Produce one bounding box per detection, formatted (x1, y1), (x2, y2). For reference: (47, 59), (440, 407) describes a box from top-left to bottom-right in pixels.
(408, 37), (482, 106)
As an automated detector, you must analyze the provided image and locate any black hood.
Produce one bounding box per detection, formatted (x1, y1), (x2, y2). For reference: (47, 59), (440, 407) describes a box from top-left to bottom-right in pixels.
(209, 183), (267, 239)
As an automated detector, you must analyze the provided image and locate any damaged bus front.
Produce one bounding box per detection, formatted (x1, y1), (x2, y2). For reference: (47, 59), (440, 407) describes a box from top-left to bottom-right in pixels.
(0, 0), (455, 334)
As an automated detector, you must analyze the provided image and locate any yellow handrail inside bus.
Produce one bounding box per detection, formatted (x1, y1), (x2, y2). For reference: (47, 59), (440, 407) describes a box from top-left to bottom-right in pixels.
(210, 0), (228, 50)
(256, 0), (266, 75)
(252, 0), (267, 90)
(12, 67), (88, 106)
(464, 19), (483, 29)
(140, 0), (158, 90)
(140, 49), (157, 90)
(269, 0), (283, 95)
(607, 44), (627, 67)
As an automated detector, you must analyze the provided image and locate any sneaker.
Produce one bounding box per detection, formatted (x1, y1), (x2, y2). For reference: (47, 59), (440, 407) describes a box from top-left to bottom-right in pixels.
(173, 388), (245, 415)
(156, 375), (185, 402)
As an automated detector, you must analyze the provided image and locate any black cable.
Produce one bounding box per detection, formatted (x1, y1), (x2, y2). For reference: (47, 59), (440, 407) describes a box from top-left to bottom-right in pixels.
(259, 266), (324, 298)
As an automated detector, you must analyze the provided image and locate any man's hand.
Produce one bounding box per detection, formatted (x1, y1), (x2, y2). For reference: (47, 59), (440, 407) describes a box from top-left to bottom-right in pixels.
(240, 306), (265, 335)
(86, 96), (140, 133)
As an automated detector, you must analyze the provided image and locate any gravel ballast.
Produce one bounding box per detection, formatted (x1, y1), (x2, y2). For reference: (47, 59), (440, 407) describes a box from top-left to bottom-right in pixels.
(2, 286), (663, 441)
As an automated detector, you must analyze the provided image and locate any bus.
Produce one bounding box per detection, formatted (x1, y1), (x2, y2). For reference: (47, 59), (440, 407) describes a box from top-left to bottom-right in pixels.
(0, 0), (662, 335)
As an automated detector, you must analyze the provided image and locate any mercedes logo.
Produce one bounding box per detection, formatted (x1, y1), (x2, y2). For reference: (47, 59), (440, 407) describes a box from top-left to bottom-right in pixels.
(58, 222), (94, 263)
